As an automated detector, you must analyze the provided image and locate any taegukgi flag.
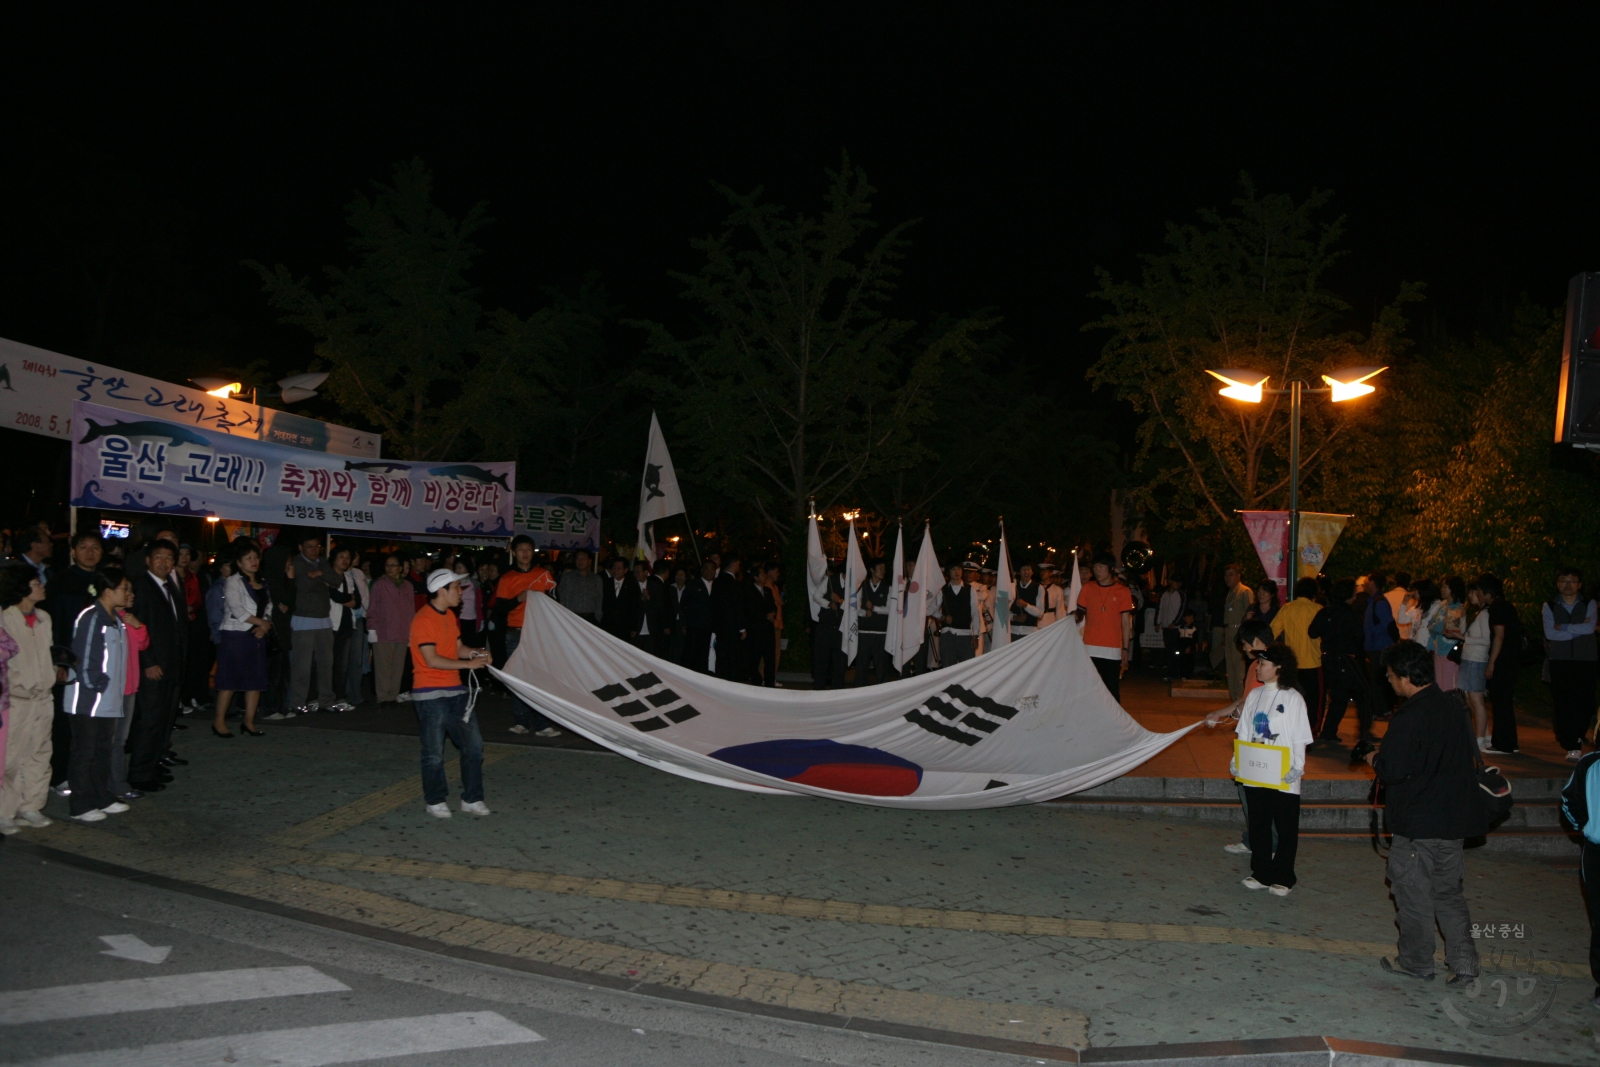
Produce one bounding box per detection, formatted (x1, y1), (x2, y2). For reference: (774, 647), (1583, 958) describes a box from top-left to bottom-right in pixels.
(991, 523), (1015, 648)
(884, 523), (906, 669)
(841, 517), (866, 664)
(636, 411), (685, 561)
(806, 510), (828, 623)
(896, 522), (941, 670)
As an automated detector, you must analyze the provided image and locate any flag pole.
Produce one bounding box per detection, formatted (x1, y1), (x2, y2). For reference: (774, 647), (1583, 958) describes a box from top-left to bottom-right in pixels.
(685, 513), (703, 567)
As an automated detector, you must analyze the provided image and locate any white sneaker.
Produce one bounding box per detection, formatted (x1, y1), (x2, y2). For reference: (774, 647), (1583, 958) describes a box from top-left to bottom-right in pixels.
(1568, 750), (1584, 762)
(16, 810), (52, 828)
(425, 802), (452, 819)
(329, 701), (356, 713)
(1477, 737), (1490, 752)
(1268, 884), (1292, 897)
(0, 817), (18, 836)
(507, 725), (530, 735)
(1242, 876), (1267, 890)
(1224, 842), (1251, 854)
(100, 802), (130, 814)
(295, 703), (320, 715)
(459, 800), (491, 816)
(398, 692), (414, 702)
(73, 810), (108, 822)
(50, 783), (72, 798)
(534, 727), (562, 738)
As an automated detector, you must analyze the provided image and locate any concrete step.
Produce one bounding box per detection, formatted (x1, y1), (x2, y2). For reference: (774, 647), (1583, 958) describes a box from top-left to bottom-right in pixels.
(1046, 796), (1565, 829)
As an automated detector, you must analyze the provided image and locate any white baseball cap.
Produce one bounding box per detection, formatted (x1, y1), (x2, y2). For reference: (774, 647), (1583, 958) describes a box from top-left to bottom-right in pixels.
(426, 568), (468, 593)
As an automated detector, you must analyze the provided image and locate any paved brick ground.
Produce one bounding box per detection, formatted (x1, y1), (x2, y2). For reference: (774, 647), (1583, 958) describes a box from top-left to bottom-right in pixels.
(10, 705), (1596, 1063)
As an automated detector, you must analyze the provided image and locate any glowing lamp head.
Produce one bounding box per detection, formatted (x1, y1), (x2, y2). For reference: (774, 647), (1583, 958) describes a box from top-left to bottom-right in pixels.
(192, 377), (243, 398)
(1205, 368), (1269, 403)
(1322, 366), (1387, 402)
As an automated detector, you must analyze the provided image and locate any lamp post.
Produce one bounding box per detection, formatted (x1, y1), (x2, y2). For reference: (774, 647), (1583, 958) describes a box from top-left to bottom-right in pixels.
(1204, 366), (1386, 580)
(191, 372), (330, 406)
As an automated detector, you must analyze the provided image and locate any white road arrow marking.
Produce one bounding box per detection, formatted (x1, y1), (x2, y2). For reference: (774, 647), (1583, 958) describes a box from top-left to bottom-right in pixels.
(97, 936), (170, 964)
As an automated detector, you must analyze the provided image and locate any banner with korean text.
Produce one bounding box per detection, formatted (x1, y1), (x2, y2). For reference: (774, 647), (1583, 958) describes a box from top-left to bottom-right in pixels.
(1239, 510), (1290, 586)
(69, 401), (514, 536)
(512, 492), (602, 551)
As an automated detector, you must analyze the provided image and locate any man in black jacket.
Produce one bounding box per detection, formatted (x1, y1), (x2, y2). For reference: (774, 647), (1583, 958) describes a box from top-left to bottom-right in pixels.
(1368, 641), (1487, 984)
(600, 557), (639, 641)
(679, 560), (715, 672)
(628, 558), (666, 656)
(710, 555), (748, 682)
(1311, 578), (1372, 750)
(128, 540), (188, 792)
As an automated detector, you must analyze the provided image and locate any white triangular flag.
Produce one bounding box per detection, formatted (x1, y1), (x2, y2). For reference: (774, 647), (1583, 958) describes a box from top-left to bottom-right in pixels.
(637, 411), (685, 561)
(897, 522), (940, 670)
(805, 511), (828, 623)
(1067, 549), (1083, 615)
(885, 523), (905, 669)
(992, 523), (1015, 648)
(841, 518), (865, 664)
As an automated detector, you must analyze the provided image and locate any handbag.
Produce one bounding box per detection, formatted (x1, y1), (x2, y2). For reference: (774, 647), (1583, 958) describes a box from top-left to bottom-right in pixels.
(1446, 639), (1464, 664)
(1454, 692), (1513, 822)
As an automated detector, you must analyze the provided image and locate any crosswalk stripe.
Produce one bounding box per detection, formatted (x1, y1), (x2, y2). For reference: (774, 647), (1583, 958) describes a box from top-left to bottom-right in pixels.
(14, 1010), (545, 1067)
(0, 966), (349, 1025)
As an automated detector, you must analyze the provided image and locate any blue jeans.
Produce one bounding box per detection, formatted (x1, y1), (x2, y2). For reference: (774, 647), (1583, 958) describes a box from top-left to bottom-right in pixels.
(501, 628), (554, 730)
(415, 692), (484, 805)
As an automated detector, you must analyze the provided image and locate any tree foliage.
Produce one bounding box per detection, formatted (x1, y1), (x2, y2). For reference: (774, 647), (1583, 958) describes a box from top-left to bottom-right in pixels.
(1086, 175), (1419, 534)
(637, 157), (992, 536)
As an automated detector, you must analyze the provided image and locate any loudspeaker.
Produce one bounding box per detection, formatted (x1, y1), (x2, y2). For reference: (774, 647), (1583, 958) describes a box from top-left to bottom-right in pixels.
(1557, 272), (1600, 447)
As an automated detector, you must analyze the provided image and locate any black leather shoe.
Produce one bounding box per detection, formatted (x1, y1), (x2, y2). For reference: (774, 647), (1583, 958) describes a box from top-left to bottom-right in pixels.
(129, 780), (167, 793)
(160, 755), (189, 766)
(173, 722), (189, 730)
(117, 789), (145, 800)
(156, 770), (174, 782)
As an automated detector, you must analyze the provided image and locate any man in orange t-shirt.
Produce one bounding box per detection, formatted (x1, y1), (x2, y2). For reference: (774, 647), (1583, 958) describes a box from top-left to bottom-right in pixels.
(494, 535), (558, 737)
(1074, 552), (1135, 701)
(411, 569), (493, 819)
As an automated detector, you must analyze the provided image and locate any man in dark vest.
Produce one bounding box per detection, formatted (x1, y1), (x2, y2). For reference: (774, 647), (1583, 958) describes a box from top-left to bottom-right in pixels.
(811, 559), (847, 688)
(854, 558), (893, 685)
(1544, 566), (1598, 760)
(934, 563), (978, 668)
(1011, 562), (1041, 639)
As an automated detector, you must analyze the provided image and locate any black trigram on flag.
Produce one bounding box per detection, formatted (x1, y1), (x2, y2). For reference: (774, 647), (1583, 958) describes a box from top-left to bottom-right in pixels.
(903, 684), (1018, 746)
(591, 671), (701, 733)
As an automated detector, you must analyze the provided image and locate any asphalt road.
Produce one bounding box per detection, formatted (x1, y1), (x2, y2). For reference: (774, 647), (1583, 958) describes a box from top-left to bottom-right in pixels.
(0, 851), (1032, 1067)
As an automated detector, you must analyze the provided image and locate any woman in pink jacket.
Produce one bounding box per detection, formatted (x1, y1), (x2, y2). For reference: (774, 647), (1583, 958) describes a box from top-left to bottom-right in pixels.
(367, 554), (415, 706)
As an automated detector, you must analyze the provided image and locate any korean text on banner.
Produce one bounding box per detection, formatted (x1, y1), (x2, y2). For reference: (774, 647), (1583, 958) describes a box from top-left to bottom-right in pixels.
(1, 335), (379, 458)
(513, 492), (602, 551)
(70, 400), (513, 536)
(1296, 512), (1352, 578)
(1233, 740), (1289, 790)
(1239, 510), (1290, 586)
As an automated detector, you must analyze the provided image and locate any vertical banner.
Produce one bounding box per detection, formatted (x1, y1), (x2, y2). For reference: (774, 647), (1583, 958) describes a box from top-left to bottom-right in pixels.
(1296, 512), (1352, 578)
(1239, 510), (1290, 586)
(70, 401), (513, 536)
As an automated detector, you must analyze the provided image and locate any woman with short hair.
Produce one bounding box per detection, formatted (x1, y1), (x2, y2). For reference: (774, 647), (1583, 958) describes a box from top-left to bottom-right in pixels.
(1231, 643), (1313, 896)
(213, 544), (272, 737)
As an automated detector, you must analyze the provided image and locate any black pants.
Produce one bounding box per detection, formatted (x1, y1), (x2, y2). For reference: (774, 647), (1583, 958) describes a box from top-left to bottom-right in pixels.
(854, 631), (893, 686)
(1244, 786), (1300, 888)
(128, 674), (179, 783)
(68, 715), (117, 815)
(332, 624), (355, 701)
(1294, 665), (1324, 736)
(812, 623), (847, 689)
(1550, 660), (1598, 750)
(50, 683), (71, 786)
(1488, 655), (1520, 753)
(1368, 649), (1396, 718)
(1092, 657), (1122, 702)
(1582, 842), (1600, 991)
(630, 632), (658, 657)
(714, 631), (746, 682)
(1320, 654), (1371, 742)
(749, 622), (776, 686)
(183, 623), (214, 706)
(682, 627), (712, 673)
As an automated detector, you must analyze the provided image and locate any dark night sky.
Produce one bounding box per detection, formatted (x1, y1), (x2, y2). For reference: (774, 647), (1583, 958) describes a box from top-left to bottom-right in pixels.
(3, 6), (1598, 413)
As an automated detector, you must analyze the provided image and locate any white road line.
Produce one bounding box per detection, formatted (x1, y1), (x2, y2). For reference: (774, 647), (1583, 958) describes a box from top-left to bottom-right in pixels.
(14, 1011), (545, 1067)
(0, 966), (349, 1025)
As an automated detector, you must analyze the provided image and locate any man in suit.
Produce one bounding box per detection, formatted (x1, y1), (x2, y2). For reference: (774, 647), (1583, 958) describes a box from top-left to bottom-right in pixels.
(711, 555), (749, 682)
(679, 559), (716, 671)
(128, 539), (187, 792)
(744, 561), (776, 685)
(629, 558), (667, 655)
(855, 558), (894, 685)
(600, 557), (639, 641)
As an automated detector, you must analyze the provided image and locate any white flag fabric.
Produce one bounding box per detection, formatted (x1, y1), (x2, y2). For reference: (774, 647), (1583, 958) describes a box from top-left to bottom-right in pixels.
(1067, 550), (1083, 614)
(495, 592), (1198, 810)
(637, 412), (685, 561)
(805, 513), (828, 623)
(884, 524), (906, 669)
(841, 519), (865, 664)
(992, 526), (1015, 648)
(897, 524), (941, 670)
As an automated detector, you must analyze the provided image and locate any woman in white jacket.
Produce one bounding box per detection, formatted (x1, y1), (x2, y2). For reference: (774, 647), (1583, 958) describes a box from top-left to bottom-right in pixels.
(1231, 643), (1314, 896)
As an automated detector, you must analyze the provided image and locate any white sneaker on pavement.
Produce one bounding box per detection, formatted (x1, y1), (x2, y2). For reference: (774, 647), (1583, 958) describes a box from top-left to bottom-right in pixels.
(398, 692), (414, 702)
(73, 810), (108, 822)
(460, 801), (491, 816)
(534, 727), (562, 738)
(1224, 842), (1251, 854)
(507, 725), (530, 735)
(1242, 876), (1266, 890)
(50, 783), (72, 798)
(0, 817), (18, 836)
(101, 802), (130, 814)
(425, 802), (452, 819)
(16, 810), (52, 828)
(1268, 884), (1292, 897)
(329, 702), (356, 713)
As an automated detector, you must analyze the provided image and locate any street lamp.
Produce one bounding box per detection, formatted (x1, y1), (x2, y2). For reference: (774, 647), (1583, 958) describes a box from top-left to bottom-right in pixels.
(1205, 365), (1387, 581)
(189, 372), (330, 405)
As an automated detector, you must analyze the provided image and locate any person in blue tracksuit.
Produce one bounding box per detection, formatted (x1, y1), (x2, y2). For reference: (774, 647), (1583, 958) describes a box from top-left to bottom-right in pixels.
(1562, 749), (1600, 1009)
(64, 568), (136, 822)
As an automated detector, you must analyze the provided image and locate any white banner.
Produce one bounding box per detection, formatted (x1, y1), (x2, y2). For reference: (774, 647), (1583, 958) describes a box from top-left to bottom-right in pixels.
(841, 518), (865, 664)
(0, 335), (378, 458)
(495, 593), (1197, 809)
